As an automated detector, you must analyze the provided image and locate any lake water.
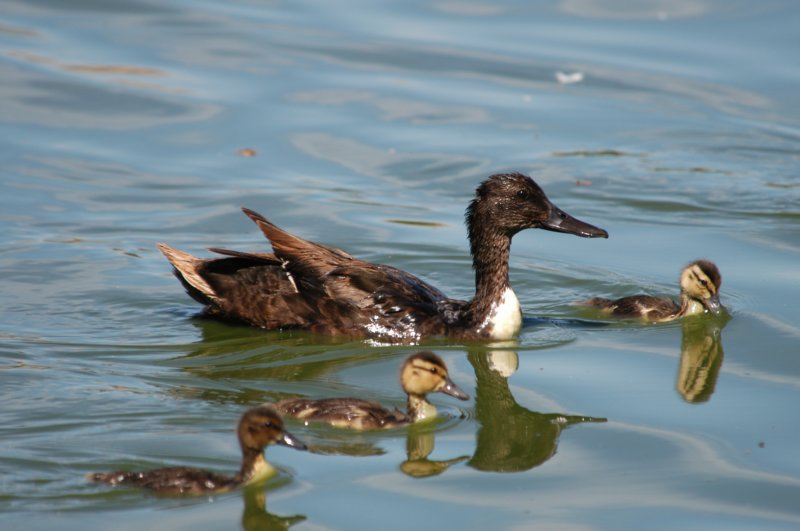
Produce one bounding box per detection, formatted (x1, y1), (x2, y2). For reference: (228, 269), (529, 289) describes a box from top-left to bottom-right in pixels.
(2, 0), (799, 529)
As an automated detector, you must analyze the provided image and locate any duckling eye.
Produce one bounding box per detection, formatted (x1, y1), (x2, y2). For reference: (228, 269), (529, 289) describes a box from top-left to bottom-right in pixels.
(263, 421), (273, 428)
(516, 189), (529, 200)
(429, 367), (438, 374)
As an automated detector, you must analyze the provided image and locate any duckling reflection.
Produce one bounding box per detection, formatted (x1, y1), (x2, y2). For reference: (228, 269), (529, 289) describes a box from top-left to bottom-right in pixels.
(400, 423), (469, 478)
(676, 316), (727, 403)
(241, 488), (306, 531)
(584, 260), (722, 322)
(88, 405), (307, 495)
(467, 350), (606, 473)
(274, 352), (469, 430)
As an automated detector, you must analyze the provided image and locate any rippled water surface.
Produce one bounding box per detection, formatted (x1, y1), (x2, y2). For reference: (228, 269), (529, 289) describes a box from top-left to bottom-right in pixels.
(2, 1), (799, 529)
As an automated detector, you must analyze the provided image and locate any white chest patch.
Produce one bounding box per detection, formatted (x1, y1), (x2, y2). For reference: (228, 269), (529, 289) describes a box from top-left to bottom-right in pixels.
(486, 287), (522, 340)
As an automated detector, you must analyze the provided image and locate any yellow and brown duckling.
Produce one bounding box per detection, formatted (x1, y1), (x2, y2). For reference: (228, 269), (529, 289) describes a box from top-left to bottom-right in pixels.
(584, 259), (722, 322)
(88, 405), (307, 495)
(157, 172), (607, 343)
(274, 351), (470, 430)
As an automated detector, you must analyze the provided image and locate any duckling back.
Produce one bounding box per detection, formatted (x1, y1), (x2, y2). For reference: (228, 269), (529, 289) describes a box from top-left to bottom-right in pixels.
(274, 397), (411, 430)
(584, 295), (681, 321)
(88, 468), (238, 495)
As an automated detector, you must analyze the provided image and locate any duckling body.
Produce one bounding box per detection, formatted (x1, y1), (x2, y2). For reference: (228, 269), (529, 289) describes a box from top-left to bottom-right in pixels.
(158, 173), (607, 343)
(274, 351), (469, 430)
(88, 405), (306, 495)
(585, 260), (722, 322)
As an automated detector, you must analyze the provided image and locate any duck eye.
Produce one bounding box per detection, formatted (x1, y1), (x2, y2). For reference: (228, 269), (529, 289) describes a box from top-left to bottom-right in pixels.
(516, 189), (529, 200)
(429, 367), (437, 374)
(263, 421), (273, 428)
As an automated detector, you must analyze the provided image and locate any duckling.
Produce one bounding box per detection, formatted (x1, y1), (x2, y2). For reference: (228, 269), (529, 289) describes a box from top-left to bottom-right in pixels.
(584, 259), (722, 322)
(158, 172), (607, 343)
(274, 351), (470, 430)
(88, 405), (306, 495)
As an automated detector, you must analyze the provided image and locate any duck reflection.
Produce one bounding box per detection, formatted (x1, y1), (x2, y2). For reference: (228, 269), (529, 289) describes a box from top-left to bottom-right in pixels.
(676, 316), (728, 404)
(467, 349), (606, 473)
(168, 318), (394, 405)
(241, 487), (306, 531)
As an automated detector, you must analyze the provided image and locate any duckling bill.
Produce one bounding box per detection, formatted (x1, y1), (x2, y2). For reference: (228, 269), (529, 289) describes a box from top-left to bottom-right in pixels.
(88, 405), (306, 495)
(158, 172), (607, 342)
(274, 351), (469, 430)
(584, 259), (722, 322)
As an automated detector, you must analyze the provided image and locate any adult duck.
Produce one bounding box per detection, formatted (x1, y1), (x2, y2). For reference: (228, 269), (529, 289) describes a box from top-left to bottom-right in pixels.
(88, 405), (306, 495)
(583, 259), (722, 322)
(275, 351), (469, 430)
(158, 172), (608, 342)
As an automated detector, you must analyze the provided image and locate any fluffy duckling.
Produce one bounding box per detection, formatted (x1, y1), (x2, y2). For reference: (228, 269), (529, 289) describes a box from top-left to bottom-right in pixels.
(157, 172), (607, 343)
(274, 351), (470, 430)
(584, 259), (722, 322)
(88, 405), (306, 495)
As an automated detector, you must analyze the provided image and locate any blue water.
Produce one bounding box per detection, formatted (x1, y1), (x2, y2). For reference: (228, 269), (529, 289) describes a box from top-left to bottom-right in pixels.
(1, 1), (799, 529)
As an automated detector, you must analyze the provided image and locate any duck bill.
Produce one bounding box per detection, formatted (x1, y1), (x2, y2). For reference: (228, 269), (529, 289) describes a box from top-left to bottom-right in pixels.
(440, 378), (470, 401)
(702, 293), (722, 315)
(542, 205), (608, 238)
(278, 429), (308, 451)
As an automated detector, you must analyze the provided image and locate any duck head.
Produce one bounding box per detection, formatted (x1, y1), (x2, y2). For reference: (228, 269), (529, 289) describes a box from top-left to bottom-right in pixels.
(466, 172), (608, 240)
(238, 405), (307, 454)
(680, 259), (722, 315)
(400, 351), (470, 400)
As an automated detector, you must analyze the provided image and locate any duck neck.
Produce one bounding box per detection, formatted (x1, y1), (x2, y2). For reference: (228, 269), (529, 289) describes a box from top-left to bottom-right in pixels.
(236, 448), (277, 486)
(678, 293), (705, 317)
(467, 223), (513, 325)
(407, 393), (437, 422)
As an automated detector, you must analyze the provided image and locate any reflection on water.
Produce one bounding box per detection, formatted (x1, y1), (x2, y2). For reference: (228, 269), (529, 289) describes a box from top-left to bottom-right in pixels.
(468, 350), (606, 473)
(287, 421), (387, 457)
(173, 321), (607, 476)
(676, 316), (728, 404)
(400, 424), (469, 478)
(241, 488), (305, 531)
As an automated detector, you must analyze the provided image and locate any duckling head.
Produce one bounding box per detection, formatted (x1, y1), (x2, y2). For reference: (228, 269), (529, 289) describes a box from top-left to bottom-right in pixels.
(400, 351), (470, 401)
(466, 173), (608, 241)
(238, 405), (307, 455)
(679, 260), (722, 315)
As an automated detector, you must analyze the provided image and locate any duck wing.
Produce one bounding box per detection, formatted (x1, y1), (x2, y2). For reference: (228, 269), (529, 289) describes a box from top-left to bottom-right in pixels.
(242, 208), (462, 338)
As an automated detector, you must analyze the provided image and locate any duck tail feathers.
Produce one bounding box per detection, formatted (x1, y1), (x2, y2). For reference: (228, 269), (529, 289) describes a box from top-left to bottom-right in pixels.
(156, 243), (219, 304)
(241, 208), (309, 254)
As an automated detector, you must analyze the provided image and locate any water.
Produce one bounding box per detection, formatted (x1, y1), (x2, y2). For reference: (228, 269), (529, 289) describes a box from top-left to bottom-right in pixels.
(1, 0), (799, 529)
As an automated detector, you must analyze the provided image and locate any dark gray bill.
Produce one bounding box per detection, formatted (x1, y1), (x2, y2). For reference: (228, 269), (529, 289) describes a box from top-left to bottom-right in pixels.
(542, 206), (608, 238)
